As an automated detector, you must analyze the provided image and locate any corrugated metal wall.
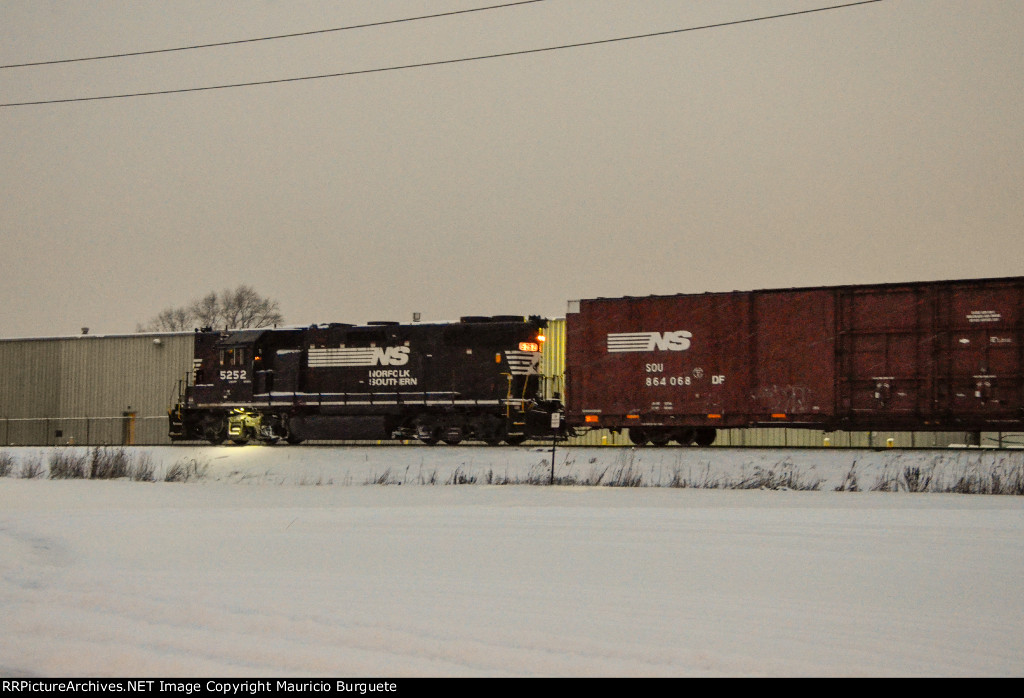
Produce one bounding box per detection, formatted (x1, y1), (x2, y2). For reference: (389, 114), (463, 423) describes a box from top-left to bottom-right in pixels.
(0, 333), (195, 445)
(540, 317), (566, 402)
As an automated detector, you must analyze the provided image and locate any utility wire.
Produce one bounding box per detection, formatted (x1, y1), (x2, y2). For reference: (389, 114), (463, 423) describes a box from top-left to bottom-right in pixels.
(0, 0), (549, 69)
(0, 1), (886, 109)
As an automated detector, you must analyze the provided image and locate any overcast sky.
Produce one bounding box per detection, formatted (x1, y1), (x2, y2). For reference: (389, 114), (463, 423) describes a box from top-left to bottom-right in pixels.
(2, 0), (1021, 337)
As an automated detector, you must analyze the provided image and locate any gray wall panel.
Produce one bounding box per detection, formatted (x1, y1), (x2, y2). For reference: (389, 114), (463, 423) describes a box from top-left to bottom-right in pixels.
(1, 333), (194, 445)
(0, 340), (61, 418)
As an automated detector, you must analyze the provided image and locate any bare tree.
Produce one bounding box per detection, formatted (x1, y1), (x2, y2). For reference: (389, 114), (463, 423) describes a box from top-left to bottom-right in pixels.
(137, 285), (284, 332)
(219, 285), (283, 330)
(135, 306), (194, 332)
(190, 291), (220, 329)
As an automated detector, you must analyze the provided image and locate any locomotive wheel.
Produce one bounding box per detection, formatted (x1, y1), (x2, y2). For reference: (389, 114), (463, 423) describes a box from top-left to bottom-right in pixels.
(417, 424), (442, 446)
(284, 417), (305, 445)
(504, 434), (527, 446)
(442, 426), (463, 446)
(628, 428), (648, 446)
(202, 415), (227, 445)
(477, 416), (506, 446)
(230, 437), (249, 446)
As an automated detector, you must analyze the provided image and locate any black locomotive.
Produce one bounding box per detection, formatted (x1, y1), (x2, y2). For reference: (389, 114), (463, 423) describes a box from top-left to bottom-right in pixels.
(169, 316), (561, 445)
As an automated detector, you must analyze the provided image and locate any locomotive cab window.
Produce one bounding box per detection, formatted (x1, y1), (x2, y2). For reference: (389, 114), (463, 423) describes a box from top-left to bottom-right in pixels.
(219, 347), (249, 366)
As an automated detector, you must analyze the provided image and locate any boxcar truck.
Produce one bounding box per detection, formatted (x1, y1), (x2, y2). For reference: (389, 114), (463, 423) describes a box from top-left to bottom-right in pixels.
(564, 277), (1024, 445)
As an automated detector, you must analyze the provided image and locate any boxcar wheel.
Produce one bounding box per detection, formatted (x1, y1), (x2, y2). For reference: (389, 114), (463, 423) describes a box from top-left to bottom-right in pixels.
(649, 432), (671, 447)
(694, 428), (717, 446)
(628, 428), (648, 446)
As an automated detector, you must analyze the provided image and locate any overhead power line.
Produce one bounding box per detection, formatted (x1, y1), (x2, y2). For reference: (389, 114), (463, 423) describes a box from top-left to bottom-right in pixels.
(0, 0), (548, 69)
(0, 1), (886, 109)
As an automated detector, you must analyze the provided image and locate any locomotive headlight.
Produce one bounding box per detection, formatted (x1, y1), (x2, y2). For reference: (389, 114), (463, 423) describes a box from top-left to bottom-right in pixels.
(519, 342), (540, 352)
(537, 334), (546, 343)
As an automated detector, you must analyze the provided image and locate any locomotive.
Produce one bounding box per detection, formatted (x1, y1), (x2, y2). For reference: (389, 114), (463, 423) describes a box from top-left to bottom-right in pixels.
(169, 316), (562, 445)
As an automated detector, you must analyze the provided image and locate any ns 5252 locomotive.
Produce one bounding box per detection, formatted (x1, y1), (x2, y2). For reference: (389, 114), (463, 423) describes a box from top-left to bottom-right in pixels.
(169, 316), (560, 445)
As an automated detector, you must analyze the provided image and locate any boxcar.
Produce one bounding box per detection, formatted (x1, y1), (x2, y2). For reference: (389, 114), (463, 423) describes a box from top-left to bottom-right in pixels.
(565, 277), (1024, 445)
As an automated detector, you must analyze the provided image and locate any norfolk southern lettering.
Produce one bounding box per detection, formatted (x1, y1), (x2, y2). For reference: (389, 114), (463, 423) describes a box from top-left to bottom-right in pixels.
(367, 368), (418, 387)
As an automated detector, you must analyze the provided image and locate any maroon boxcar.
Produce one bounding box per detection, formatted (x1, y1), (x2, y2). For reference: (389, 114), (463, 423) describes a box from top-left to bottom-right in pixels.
(565, 277), (1024, 445)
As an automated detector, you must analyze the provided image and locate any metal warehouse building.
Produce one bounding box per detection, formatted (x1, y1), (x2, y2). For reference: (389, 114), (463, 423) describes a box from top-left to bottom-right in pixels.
(1, 324), (1018, 448)
(0, 331), (194, 446)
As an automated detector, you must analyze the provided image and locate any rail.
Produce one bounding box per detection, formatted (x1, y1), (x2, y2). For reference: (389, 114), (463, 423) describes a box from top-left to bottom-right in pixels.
(2, 415), (1021, 448)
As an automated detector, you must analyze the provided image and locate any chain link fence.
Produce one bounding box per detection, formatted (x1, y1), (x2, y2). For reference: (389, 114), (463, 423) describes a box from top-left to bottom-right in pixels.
(1, 415), (170, 446)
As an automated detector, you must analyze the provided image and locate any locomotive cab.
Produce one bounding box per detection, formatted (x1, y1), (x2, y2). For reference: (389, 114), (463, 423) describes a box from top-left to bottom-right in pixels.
(215, 337), (256, 403)
(169, 328), (305, 444)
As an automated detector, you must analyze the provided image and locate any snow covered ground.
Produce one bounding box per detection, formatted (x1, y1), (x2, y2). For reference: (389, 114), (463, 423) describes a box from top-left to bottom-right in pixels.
(1, 445), (1022, 677)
